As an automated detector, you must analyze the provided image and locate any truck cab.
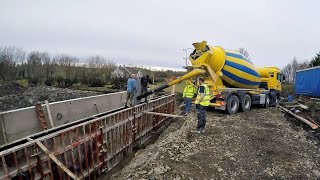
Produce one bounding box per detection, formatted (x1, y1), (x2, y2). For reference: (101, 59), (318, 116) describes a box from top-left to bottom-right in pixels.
(257, 67), (284, 91)
(257, 66), (285, 100)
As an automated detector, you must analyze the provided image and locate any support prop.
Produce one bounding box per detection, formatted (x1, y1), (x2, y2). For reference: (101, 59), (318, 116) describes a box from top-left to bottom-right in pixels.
(35, 140), (80, 180)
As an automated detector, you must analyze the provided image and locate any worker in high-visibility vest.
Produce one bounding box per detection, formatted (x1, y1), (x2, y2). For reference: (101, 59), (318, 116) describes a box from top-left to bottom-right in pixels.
(194, 77), (210, 133)
(182, 80), (196, 115)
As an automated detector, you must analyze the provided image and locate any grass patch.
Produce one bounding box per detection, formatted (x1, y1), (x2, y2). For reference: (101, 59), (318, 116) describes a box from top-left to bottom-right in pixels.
(16, 79), (29, 88)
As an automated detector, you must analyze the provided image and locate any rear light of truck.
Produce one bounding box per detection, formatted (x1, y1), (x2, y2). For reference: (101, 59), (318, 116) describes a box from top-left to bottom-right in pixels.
(219, 101), (225, 106)
(216, 93), (224, 99)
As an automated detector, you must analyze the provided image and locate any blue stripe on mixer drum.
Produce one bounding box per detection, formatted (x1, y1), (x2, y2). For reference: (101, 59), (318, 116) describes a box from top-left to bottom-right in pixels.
(225, 60), (261, 78)
(221, 70), (261, 86)
(226, 52), (253, 64)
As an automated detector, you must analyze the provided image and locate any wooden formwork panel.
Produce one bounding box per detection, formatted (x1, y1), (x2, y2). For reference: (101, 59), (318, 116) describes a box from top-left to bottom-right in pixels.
(0, 95), (175, 180)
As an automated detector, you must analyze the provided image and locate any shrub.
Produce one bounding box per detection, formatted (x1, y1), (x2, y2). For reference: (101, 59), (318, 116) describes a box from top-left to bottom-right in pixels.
(64, 78), (73, 87)
(29, 77), (40, 86)
(16, 79), (29, 88)
(89, 77), (104, 87)
(44, 77), (54, 86)
(111, 77), (126, 90)
(56, 76), (64, 87)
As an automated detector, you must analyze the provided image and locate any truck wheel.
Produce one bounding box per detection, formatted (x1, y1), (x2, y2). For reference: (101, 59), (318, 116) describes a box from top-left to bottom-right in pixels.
(227, 95), (239, 114)
(270, 92), (277, 107)
(264, 94), (270, 108)
(241, 94), (251, 112)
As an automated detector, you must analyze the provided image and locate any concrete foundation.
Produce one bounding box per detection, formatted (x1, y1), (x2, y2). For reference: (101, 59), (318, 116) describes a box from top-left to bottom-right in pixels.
(0, 92), (127, 145)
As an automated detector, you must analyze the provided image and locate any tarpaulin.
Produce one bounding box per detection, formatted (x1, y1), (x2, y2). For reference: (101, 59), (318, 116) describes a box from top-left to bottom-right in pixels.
(294, 67), (320, 97)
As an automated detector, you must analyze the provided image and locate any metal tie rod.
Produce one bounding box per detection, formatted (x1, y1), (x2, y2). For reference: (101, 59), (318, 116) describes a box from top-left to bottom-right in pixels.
(143, 111), (183, 118)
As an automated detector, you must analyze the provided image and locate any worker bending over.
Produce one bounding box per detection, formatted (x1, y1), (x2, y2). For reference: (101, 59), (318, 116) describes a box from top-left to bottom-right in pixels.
(182, 80), (196, 115)
(141, 75), (153, 102)
(125, 74), (137, 107)
(194, 77), (210, 133)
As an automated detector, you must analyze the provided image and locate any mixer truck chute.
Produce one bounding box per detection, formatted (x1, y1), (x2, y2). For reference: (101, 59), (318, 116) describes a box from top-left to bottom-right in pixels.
(137, 41), (284, 114)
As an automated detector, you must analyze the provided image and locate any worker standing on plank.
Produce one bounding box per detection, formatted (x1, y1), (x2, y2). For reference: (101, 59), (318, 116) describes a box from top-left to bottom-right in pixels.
(182, 80), (196, 115)
(125, 74), (137, 107)
(141, 75), (153, 103)
(194, 77), (210, 133)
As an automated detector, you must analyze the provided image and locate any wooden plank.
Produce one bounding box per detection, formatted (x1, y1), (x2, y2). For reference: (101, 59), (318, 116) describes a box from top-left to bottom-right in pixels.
(283, 105), (300, 108)
(298, 103), (309, 110)
(35, 140), (80, 180)
(278, 105), (318, 129)
(143, 111), (183, 118)
(311, 97), (320, 102)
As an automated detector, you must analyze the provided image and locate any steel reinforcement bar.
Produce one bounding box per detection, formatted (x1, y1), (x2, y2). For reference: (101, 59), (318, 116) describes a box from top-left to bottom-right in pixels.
(0, 94), (175, 180)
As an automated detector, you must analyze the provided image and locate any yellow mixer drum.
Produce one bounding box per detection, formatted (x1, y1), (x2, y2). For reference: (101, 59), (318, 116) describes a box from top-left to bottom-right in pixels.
(190, 41), (261, 89)
(221, 50), (261, 89)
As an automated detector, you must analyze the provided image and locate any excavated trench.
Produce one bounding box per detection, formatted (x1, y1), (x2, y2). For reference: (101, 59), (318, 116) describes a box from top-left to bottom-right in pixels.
(98, 95), (185, 180)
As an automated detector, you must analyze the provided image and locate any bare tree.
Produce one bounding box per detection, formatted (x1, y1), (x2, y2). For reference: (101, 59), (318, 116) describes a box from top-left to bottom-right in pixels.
(55, 54), (79, 80)
(86, 56), (106, 68)
(290, 57), (299, 83)
(297, 60), (310, 70)
(27, 51), (44, 79)
(40, 52), (52, 79)
(281, 63), (293, 83)
(0, 46), (26, 81)
(281, 57), (311, 84)
(238, 48), (250, 59)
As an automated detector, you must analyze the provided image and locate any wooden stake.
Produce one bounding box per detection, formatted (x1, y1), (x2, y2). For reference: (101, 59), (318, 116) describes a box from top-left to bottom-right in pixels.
(171, 85), (176, 94)
(45, 100), (55, 128)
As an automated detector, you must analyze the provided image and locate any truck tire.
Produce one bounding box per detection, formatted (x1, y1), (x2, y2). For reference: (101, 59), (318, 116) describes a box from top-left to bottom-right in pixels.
(227, 95), (239, 114)
(241, 94), (251, 112)
(270, 91), (277, 107)
(264, 94), (270, 108)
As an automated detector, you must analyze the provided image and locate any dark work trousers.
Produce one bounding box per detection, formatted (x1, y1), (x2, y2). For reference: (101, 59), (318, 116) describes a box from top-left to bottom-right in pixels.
(184, 98), (192, 113)
(196, 104), (206, 131)
(141, 86), (148, 102)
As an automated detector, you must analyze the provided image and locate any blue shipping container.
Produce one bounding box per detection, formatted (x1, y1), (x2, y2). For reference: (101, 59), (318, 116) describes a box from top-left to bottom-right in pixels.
(294, 66), (320, 97)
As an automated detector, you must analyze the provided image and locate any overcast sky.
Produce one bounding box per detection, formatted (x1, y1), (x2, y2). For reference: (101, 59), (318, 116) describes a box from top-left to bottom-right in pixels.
(1, 0), (319, 69)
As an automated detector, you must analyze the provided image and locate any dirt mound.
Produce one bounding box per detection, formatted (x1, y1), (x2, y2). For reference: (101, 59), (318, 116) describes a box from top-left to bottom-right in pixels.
(0, 86), (101, 112)
(0, 82), (26, 97)
(111, 108), (320, 180)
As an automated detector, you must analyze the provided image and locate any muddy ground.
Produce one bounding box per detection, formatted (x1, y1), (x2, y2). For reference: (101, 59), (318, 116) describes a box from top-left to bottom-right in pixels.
(112, 107), (320, 180)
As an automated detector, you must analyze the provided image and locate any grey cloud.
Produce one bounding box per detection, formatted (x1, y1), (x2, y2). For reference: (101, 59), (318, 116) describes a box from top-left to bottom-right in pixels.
(0, 0), (319, 69)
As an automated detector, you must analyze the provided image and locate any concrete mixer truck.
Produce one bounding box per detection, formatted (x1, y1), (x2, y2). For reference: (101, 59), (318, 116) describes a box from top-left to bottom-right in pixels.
(138, 41), (285, 114)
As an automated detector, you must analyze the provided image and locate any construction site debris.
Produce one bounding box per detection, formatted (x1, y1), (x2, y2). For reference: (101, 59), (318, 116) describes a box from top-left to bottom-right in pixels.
(311, 97), (320, 102)
(299, 103), (309, 110)
(278, 105), (318, 129)
(0, 86), (101, 112)
(0, 82), (26, 97)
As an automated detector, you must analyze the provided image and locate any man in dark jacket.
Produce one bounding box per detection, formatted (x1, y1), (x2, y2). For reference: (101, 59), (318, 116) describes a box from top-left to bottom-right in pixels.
(141, 75), (153, 102)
